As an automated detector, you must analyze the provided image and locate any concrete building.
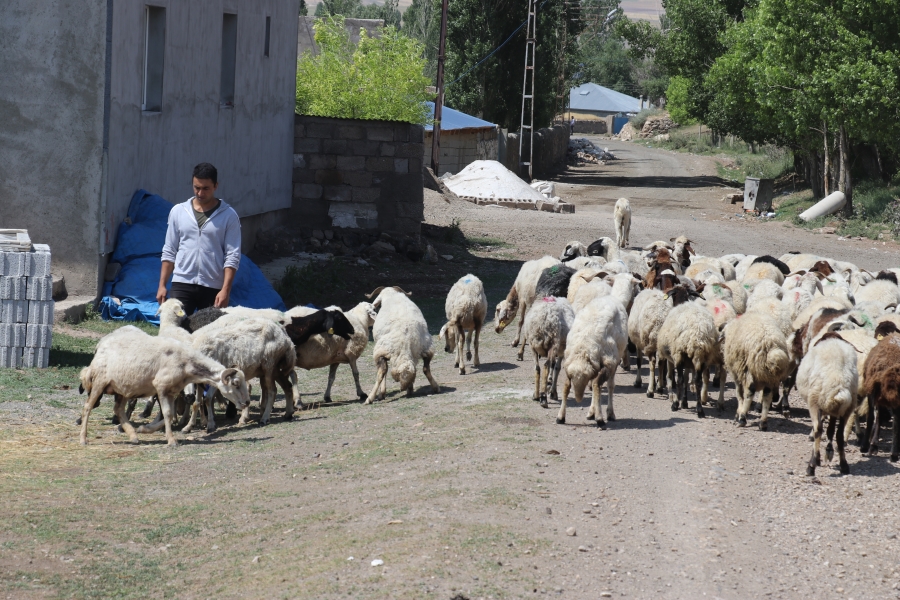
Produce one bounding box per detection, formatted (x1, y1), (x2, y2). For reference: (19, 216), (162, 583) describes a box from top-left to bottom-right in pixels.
(568, 82), (642, 120)
(0, 0), (299, 297)
(424, 103), (498, 176)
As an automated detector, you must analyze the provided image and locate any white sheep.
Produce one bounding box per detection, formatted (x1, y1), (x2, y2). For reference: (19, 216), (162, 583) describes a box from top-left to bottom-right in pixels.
(494, 255), (561, 360)
(723, 311), (791, 430)
(565, 256), (606, 271)
(587, 237), (648, 275)
(190, 316), (299, 429)
(559, 240), (588, 262)
(222, 306), (291, 326)
(685, 257), (736, 281)
(287, 302), (377, 402)
(439, 274), (488, 375)
(365, 286), (439, 403)
(614, 197), (632, 248)
(561, 295), (627, 427)
(854, 278), (900, 311)
(522, 296), (575, 407)
(796, 332), (859, 475)
(630, 288), (675, 397)
(78, 326), (250, 446)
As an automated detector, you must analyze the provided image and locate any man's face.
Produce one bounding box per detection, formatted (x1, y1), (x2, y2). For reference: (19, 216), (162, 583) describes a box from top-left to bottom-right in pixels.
(193, 177), (218, 203)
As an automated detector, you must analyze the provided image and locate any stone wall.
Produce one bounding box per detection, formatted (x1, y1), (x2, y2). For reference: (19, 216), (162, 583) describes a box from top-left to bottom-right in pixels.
(291, 115), (425, 236)
(423, 128), (499, 176)
(573, 120), (608, 135)
(502, 124), (570, 180)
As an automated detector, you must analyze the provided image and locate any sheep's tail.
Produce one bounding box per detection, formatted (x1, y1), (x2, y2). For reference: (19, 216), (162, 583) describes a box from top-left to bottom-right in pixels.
(78, 366), (92, 394)
(765, 346), (789, 375)
(390, 354), (417, 387)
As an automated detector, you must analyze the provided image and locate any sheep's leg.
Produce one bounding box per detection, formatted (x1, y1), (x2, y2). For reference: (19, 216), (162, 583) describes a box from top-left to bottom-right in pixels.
(516, 303), (529, 361)
(465, 328), (474, 362)
(538, 354), (551, 409)
(891, 407), (900, 463)
(735, 383), (750, 427)
(633, 348), (643, 388)
(258, 376), (277, 426)
(205, 389), (218, 433)
(556, 378), (570, 424)
(679, 364), (689, 409)
(423, 355), (440, 393)
(646, 355), (657, 398)
(758, 386), (772, 431)
(512, 302), (526, 348)
(472, 322), (482, 367)
(562, 376), (571, 407)
(606, 370), (617, 422)
(140, 397), (156, 419)
(125, 397), (139, 421)
(592, 374), (607, 427)
(549, 356), (562, 401)
(276, 371), (298, 421)
(379, 360), (389, 399)
(844, 409), (858, 447)
(456, 324), (466, 375)
(697, 365), (708, 418)
(175, 389), (195, 430)
(348, 359), (367, 401)
(862, 395), (876, 454)
(181, 399), (199, 434)
(807, 407), (822, 476)
(712, 366), (721, 390)
(324, 364), (339, 402)
(621, 343), (631, 372)
(366, 357), (388, 404)
(716, 368), (727, 410)
(532, 350), (542, 403)
(158, 394), (178, 447)
(825, 416), (837, 462)
(667, 361), (679, 412)
(113, 395), (140, 443)
(837, 415), (850, 474)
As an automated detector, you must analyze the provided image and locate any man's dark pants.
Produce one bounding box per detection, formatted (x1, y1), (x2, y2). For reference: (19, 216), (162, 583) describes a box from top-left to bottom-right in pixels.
(168, 282), (220, 315)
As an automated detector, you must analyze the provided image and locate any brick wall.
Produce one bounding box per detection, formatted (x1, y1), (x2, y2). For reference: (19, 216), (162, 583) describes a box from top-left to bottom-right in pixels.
(502, 124), (570, 180)
(291, 115), (425, 236)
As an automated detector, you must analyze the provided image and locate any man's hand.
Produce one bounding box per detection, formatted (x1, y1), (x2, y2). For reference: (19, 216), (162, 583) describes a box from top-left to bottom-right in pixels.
(156, 285), (168, 307)
(214, 289), (230, 308)
(158, 261), (174, 307)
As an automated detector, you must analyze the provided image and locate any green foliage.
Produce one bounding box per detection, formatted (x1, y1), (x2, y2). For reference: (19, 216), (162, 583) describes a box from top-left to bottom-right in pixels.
(296, 16), (430, 124)
(776, 182), (900, 239)
(628, 108), (664, 129)
(445, 0), (582, 129)
(315, 0), (401, 27)
(299, 0), (308, 16)
(664, 76), (692, 125)
(401, 0), (441, 80)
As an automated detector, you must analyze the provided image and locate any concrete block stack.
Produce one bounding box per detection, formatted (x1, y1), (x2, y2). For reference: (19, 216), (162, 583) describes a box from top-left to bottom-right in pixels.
(0, 243), (53, 368)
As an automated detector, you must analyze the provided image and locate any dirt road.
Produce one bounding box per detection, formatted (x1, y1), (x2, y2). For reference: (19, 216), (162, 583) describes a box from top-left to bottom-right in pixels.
(3, 142), (900, 599)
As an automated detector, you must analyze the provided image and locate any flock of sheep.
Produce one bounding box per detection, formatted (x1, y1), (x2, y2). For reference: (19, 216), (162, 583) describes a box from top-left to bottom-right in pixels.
(76, 197), (900, 478)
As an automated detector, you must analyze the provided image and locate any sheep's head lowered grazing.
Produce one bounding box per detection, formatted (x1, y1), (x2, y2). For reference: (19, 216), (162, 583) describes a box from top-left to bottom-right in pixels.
(217, 368), (252, 410)
(285, 309), (355, 346)
(494, 287), (519, 333)
(559, 241), (587, 263)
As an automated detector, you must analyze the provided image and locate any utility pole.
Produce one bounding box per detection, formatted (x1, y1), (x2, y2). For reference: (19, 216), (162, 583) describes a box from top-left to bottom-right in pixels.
(430, 0), (450, 175)
(519, 0), (538, 180)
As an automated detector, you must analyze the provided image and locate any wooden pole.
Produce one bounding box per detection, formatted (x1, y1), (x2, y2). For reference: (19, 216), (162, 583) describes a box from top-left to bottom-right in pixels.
(430, 0), (450, 175)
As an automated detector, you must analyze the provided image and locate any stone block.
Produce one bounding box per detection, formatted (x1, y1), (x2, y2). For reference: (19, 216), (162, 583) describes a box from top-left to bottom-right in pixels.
(410, 125), (425, 143)
(337, 125), (364, 140)
(379, 144), (396, 157)
(21, 347), (50, 369)
(397, 202), (424, 219)
(294, 183), (323, 199)
(355, 141), (382, 156)
(294, 137), (321, 153)
(366, 157), (394, 172)
(315, 170), (344, 186)
(328, 203), (379, 229)
(309, 155), (337, 170)
(342, 172), (372, 187)
(293, 154), (307, 170)
(395, 143), (421, 158)
(367, 127), (394, 142)
(0, 346), (22, 369)
(25, 248), (51, 277)
(26, 276), (53, 301)
(294, 121), (305, 137)
(306, 122), (335, 138)
(293, 168), (315, 184)
(26, 324), (52, 348)
(0, 323), (25, 346)
(336, 156), (365, 171)
(393, 126), (410, 143)
(29, 300), (54, 325)
(0, 276), (26, 300)
(323, 138), (349, 154)
(323, 186), (352, 203)
(1, 252), (26, 277)
(352, 188), (381, 203)
(394, 159), (409, 174)
(408, 158), (423, 174)
(2, 300), (25, 323)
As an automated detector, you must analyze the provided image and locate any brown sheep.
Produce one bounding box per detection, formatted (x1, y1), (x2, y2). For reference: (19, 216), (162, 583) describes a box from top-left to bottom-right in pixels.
(861, 321), (900, 461)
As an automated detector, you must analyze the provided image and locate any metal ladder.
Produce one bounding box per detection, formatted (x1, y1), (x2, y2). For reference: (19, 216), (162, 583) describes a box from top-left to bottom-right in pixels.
(518, 0), (538, 180)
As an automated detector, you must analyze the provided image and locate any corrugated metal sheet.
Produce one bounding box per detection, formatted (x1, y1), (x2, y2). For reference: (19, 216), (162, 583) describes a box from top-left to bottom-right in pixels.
(425, 102), (497, 132)
(569, 83), (641, 114)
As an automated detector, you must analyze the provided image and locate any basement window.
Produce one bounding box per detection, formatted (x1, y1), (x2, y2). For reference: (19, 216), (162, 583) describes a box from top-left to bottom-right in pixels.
(220, 13), (238, 107)
(142, 6), (166, 112)
(264, 16), (271, 57)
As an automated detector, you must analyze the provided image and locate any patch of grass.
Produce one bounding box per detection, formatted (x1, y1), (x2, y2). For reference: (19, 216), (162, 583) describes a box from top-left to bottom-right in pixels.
(275, 259), (353, 309)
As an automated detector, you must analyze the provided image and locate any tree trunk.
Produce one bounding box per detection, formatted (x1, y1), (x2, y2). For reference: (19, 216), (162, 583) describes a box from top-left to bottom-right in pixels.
(838, 123), (853, 217)
(823, 123), (831, 196)
(802, 151), (824, 200)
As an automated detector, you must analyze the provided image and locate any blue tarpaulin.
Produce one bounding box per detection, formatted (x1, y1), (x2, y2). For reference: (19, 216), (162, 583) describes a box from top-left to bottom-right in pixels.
(99, 189), (286, 324)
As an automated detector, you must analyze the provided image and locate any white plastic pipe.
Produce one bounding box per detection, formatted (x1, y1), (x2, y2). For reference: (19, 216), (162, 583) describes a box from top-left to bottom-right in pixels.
(799, 191), (846, 222)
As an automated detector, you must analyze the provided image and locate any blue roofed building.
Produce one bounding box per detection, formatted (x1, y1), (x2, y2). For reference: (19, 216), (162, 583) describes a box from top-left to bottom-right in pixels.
(569, 83), (642, 120)
(424, 102), (499, 176)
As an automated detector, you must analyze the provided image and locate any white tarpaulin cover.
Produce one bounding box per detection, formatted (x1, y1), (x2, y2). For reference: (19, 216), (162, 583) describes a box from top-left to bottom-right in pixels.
(441, 160), (547, 201)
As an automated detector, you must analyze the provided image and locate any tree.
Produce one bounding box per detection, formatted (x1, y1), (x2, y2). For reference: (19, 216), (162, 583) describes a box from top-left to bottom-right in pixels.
(314, 0), (401, 28)
(299, 0), (308, 16)
(296, 16), (431, 124)
(401, 0), (441, 80)
(445, 0), (582, 130)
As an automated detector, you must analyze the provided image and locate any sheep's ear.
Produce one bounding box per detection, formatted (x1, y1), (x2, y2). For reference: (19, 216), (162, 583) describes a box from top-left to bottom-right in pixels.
(439, 324), (448, 339)
(365, 286), (386, 299)
(392, 286), (412, 296)
(221, 368), (239, 385)
(686, 243), (695, 255)
(78, 383), (84, 394)
(669, 237), (676, 242)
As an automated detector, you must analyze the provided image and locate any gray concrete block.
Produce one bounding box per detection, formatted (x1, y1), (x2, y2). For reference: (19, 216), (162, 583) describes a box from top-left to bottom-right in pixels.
(0, 276), (26, 300)
(1, 252), (26, 277)
(26, 324), (52, 348)
(25, 248), (51, 277)
(21, 347), (50, 369)
(26, 276), (53, 301)
(367, 127), (394, 142)
(336, 156), (365, 171)
(1, 300), (27, 323)
(0, 346), (23, 368)
(0, 323), (25, 346)
(394, 159), (409, 174)
(294, 183), (323, 199)
(29, 300), (55, 325)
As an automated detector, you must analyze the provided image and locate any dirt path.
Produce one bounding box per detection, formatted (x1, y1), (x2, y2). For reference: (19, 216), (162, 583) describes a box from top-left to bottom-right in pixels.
(3, 142), (900, 599)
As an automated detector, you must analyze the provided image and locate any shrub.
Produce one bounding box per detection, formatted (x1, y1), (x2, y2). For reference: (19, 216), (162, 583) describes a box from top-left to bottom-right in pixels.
(628, 108), (665, 130)
(296, 16), (431, 124)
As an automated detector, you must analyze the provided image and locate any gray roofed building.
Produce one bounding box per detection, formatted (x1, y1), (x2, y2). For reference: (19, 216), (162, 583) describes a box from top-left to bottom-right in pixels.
(569, 83), (642, 119)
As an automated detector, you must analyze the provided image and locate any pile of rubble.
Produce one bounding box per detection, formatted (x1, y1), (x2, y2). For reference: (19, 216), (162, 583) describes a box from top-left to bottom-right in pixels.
(567, 138), (617, 165)
(638, 114), (676, 138)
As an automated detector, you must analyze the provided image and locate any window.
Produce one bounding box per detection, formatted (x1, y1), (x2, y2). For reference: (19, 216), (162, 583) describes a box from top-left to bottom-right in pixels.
(220, 13), (237, 106)
(142, 6), (166, 111)
(264, 16), (271, 57)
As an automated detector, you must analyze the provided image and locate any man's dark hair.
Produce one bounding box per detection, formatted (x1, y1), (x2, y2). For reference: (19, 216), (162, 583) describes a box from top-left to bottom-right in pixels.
(192, 162), (218, 184)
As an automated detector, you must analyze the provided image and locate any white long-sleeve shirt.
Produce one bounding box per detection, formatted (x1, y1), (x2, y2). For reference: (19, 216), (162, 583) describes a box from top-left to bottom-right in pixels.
(161, 198), (241, 289)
